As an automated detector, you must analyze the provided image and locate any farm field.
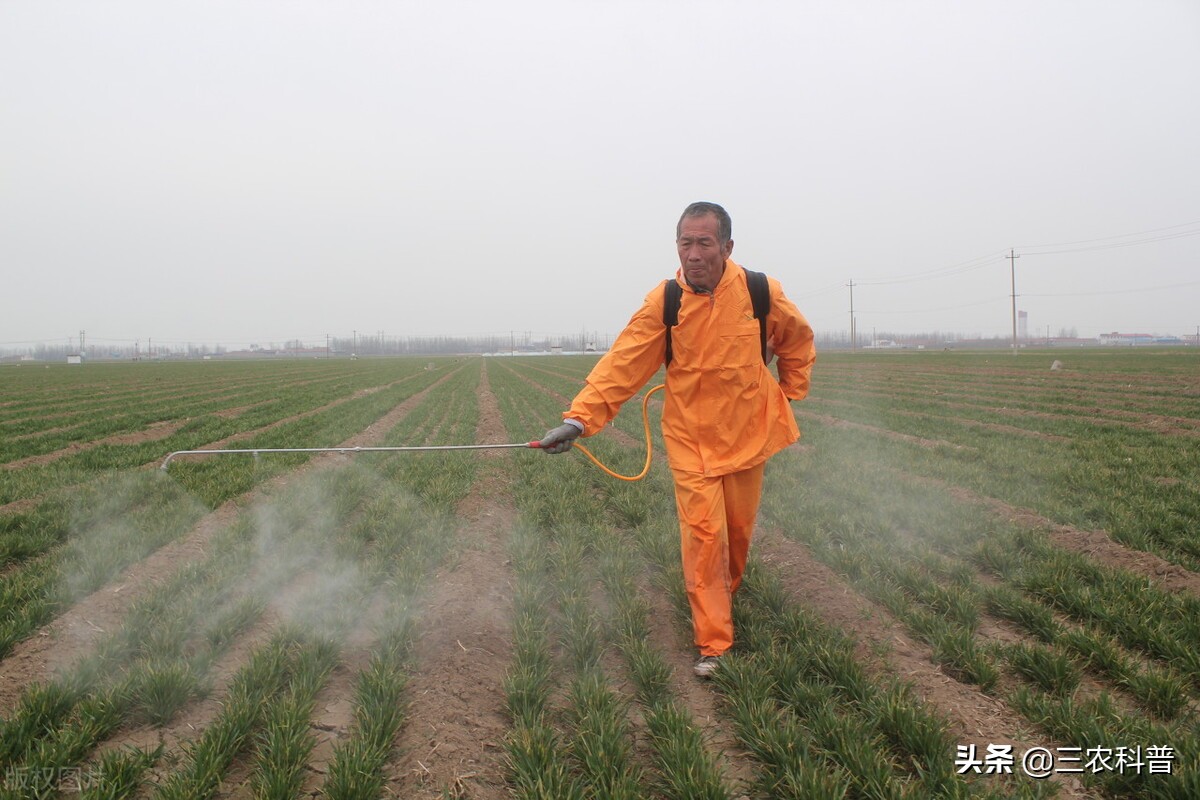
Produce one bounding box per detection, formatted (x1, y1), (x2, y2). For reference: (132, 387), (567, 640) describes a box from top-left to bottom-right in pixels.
(0, 349), (1197, 799)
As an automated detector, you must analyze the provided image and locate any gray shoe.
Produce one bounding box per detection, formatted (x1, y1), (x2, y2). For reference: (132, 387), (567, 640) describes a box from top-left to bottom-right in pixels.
(694, 655), (721, 678)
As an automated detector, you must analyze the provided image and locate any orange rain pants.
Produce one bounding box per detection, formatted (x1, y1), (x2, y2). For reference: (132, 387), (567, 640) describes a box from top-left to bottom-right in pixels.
(673, 463), (765, 656)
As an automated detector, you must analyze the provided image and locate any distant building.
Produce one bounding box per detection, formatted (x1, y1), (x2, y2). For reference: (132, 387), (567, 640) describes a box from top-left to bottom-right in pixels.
(1099, 332), (1155, 346)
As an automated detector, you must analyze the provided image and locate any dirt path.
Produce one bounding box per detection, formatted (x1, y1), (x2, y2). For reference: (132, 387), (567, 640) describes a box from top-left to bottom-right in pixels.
(870, 405), (1071, 443)
(121, 610), (287, 798)
(0, 367), (466, 717)
(0, 371), (435, 518)
(897, 474), (1200, 598)
(794, 403), (1200, 594)
(754, 527), (1097, 799)
(0, 374), (329, 436)
(164, 373), (427, 464)
(383, 359), (517, 799)
(642, 575), (760, 797)
(796, 408), (975, 451)
(295, 592), (391, 796)
(953, 485), (1200, 596)
(0, 496), (38, 516)
(3, 420), (186, 470)
(812, 381), (1200, 439)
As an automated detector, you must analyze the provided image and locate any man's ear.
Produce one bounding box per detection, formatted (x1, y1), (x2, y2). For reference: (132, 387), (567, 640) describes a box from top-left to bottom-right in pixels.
(724, 239), (734, 259)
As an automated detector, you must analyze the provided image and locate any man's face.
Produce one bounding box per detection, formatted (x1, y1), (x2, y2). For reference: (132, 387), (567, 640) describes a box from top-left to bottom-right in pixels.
(677, 213), (733, 292)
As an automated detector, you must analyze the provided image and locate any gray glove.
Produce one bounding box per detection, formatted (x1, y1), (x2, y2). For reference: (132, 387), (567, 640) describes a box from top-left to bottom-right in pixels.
(540, 422), (581, 454)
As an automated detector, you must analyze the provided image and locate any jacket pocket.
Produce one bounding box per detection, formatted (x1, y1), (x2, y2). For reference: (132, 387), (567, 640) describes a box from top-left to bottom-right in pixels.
(717, 331), (760, 368)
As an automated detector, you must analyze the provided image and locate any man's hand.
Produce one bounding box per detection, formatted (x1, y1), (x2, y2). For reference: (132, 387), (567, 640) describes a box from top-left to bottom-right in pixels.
(539, 422), (580, 454)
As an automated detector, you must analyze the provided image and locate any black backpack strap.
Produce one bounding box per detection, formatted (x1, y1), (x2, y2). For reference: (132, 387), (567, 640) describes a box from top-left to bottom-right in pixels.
(745, 269), (771, 363)
(663, 278), (683, 366)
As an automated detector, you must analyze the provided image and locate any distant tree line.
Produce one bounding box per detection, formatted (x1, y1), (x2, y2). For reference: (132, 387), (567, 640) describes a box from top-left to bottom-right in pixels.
(0, 326), (1133, 362)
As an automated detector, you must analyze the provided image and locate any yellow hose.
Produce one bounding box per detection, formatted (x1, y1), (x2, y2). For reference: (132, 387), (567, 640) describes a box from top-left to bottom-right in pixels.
(572, 384), (665, 481)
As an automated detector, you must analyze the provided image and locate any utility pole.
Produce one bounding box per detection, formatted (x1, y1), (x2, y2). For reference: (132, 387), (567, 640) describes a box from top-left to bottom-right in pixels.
(847, 279), (856, 351)
(1006, 249), (1020, 356)
(353, 330), (357, 356)
(326, 333), (330, 358)
(79, 330), (85, 358)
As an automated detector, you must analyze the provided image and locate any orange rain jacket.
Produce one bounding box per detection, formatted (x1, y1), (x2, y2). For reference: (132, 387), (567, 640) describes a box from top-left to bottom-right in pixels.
(566, 260), (815, 476)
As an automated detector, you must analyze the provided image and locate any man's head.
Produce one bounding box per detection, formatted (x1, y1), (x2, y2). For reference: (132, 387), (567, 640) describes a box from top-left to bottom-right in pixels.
(676, 202), (734, 292)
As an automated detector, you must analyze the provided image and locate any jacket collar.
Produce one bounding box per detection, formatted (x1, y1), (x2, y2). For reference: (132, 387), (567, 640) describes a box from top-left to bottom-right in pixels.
(677, 259), (741, 296)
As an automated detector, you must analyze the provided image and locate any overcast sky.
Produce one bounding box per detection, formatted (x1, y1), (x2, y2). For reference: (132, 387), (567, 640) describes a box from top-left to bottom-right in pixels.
(2, 0), (1198, 351)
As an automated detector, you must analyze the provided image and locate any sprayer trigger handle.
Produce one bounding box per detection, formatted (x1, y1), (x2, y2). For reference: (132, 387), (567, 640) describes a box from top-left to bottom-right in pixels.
(528, 441), (544, 448)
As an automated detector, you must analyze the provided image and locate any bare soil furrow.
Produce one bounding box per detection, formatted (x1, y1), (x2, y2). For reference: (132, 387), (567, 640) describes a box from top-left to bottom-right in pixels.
(0, 497), (38, 516)
(754, 528), (1097, 799)
(165, 373), (425, 462)
(119, 609), (285, 799)
(796, 408), (975, 451)
(812, 384), (1200, 438)
(901, 475), (1200, 598)
(817, 451), (1200, 597)
(385, 359), (515, 800)
(0, 372), (343, 432)
(643, 574), (760, 796)
(0, 370), (440, 522)
(872, 405), (1072, 442)
(299, 592), (390, 795)
(4, 420), (186, 470)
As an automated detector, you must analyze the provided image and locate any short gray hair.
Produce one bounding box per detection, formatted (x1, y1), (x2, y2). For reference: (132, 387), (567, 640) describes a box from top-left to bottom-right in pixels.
(676, 202), (732, 244)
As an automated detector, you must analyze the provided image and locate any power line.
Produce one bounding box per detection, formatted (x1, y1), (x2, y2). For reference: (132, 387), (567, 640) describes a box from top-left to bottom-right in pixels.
(1018, 218), (1200, 250)
(1020, 228), (1200, 256)
(795, 280), (846, 299)
(858, 296), (1008, 315)
(1023, 279), (1200, 298)
(844, 217), (1200, 290)
(855, 251), (1007, 287)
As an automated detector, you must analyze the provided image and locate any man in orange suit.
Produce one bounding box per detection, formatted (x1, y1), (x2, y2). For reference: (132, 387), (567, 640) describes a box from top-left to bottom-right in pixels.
(541, 201), (816, 677)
